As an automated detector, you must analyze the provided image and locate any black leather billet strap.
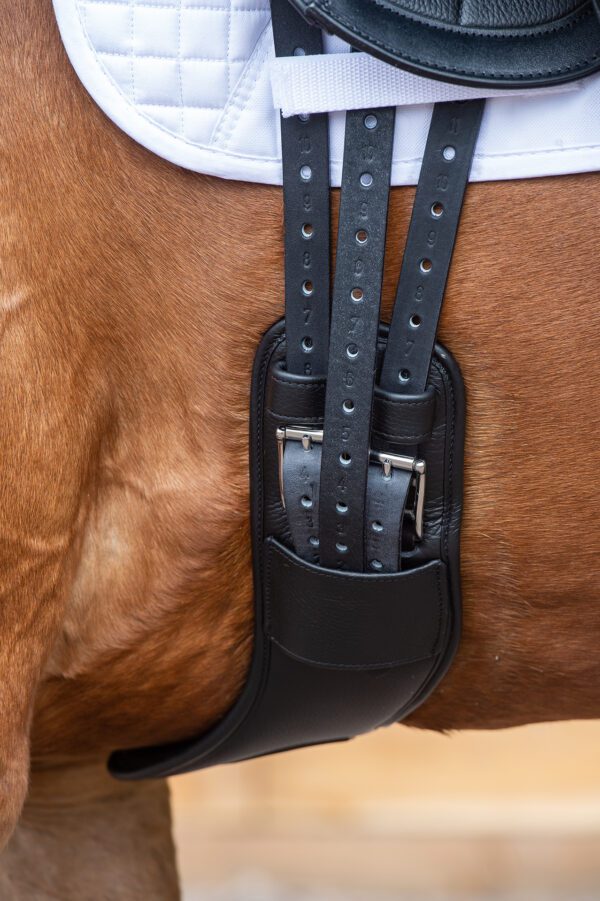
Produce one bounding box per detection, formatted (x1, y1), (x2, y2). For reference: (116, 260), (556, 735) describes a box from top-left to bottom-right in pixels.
(380, 99), (484, 395)
(287, 0), (600, 88)
(364, 465), (412, 572)
(108, 321), (464, 779)
(319, 106), (396, 571)
(281, 439), (322, 564)
(271, 0), (331, 376)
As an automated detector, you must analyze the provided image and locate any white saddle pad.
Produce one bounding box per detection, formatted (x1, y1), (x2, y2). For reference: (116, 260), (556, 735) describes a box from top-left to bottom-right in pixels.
(53, 0), (600, 186)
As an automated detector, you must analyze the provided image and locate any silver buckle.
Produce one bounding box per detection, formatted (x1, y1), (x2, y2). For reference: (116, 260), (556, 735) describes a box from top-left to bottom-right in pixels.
(276, 427), (426, 540)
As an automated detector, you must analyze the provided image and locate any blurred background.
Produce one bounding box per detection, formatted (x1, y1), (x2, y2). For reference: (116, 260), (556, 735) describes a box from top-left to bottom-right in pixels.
(171, 720), (600, 900)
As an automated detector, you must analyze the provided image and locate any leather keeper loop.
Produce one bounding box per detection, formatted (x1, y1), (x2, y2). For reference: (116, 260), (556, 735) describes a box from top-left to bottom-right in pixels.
(371, 384), (436, 445)
(265, 538), (447, 668)
(266, 360), (326, 420)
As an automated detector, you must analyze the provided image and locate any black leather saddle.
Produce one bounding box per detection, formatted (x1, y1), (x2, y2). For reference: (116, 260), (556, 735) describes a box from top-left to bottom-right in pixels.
(109, 0), (588, 780)
(289, 0), (600, 87)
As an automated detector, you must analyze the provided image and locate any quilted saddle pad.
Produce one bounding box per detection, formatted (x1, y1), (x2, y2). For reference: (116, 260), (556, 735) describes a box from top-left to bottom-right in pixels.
(53, 0), (600, 185)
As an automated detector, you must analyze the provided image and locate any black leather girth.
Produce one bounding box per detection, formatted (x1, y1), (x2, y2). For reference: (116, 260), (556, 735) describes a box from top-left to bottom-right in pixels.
(109, 6), (483, 780)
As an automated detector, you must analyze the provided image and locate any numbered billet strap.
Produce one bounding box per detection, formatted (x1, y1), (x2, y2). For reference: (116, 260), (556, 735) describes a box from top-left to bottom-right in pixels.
(278, 429), (322, 564)
(380, 100), (485, 395)
(271, 0), (331, 378)
(318, 106), (397, 572)
(364, 465), (412, 572)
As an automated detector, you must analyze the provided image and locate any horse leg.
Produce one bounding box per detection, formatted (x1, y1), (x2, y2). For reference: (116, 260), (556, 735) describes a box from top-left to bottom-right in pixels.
(0, 759), (179, 901)
(0, 318), (108, 849)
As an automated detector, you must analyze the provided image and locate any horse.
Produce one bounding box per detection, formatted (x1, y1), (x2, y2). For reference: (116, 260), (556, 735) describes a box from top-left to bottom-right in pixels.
(1, 0), (599, 896)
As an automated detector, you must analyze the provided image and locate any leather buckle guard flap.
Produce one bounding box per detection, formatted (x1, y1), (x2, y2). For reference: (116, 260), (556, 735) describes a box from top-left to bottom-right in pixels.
(108, 0), (481, 779)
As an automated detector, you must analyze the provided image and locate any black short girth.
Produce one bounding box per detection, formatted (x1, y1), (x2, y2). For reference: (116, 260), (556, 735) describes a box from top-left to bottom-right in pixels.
(109, 0), (483, 779)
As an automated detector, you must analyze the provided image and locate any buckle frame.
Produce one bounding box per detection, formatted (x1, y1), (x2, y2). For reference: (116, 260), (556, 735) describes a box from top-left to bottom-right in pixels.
(276, 427), (426, 539)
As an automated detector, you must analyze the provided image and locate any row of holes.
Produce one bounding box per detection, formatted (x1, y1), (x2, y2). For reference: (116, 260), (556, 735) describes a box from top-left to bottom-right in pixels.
(326, 109), (380, 535)
(399, 146), (455, 378)
(400, 197), (444, 379)
(301, 489), (384, 568)
(296, 114), (381, 356)
(290, 101), (445, 565)
(301, 221), (368, 244)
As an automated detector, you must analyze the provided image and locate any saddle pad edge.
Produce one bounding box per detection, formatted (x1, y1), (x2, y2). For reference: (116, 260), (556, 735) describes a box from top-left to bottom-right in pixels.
(52, 0), (284, 185)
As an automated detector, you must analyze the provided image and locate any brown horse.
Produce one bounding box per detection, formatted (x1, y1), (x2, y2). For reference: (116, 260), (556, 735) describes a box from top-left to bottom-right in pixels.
(1, 0), (599, 896)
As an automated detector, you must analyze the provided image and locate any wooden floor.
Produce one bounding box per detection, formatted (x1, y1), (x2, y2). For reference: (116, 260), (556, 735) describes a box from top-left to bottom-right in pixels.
(171, 721), (600, 899)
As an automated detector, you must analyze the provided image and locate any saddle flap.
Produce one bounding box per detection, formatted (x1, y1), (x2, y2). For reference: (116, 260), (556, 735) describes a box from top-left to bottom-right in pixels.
(287, 0), (600, 87)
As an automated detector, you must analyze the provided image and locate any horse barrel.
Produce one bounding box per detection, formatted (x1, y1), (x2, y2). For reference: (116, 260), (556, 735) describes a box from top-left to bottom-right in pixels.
(109, 0), (590, 779)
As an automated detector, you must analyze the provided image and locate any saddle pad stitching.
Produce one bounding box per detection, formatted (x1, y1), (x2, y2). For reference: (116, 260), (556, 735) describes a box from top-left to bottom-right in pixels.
(127, 0), (134, 99)
(96, 50), (251, 61)
(212, 23), (272, 149)
(75, 0), (272, 138)
(136, 101), (226, 108)
(473, 142), (600, 159)
(82, 0), (262, 8)
(326, 4), (599, 79)
(177, 0), (184, 135)
(226, 0), (232, 97)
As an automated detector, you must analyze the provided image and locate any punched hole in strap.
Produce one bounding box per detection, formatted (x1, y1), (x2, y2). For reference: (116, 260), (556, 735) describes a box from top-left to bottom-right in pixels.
(276, 427), (427, 540)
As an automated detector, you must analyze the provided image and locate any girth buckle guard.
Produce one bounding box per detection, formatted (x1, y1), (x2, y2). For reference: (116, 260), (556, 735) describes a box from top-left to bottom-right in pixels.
(110, 0), (485, 778)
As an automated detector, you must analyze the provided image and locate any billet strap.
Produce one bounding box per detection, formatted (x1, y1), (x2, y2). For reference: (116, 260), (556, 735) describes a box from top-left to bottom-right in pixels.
(270, 0), (331, 377)
(318, 106), (396, 571)
(365, 466), (412, 572)
(272, 1), (483, 574)
(281, 438), (322, 564)
(380, 100), (485, 394)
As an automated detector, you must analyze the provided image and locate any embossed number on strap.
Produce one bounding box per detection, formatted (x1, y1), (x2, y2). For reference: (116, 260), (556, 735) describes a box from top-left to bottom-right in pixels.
(318, 106), (396, 571)
(270, 0), (331, 377)
(380, 100), (485, 394)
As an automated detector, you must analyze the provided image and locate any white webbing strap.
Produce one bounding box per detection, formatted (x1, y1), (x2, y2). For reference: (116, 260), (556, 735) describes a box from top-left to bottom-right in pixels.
(270, 52), (578, 117)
